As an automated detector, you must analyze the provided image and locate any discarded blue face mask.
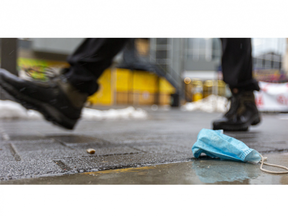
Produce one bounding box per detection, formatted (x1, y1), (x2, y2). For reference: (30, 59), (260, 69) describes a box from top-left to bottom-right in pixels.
(192, 129), (261, 164)
(192, 129), (288, 174)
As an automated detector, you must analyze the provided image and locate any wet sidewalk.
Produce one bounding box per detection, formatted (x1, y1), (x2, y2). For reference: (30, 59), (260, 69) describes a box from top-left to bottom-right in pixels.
(1, 108), (288, 184)
(3, 152), (288, 184)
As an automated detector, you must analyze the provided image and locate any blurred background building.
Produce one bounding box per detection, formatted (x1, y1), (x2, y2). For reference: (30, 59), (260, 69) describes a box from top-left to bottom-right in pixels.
(0, 38), (287, 106)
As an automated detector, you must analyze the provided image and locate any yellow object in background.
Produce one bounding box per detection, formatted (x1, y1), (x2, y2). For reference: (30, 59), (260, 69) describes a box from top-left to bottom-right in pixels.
(132, 70), (158, 93)
(217, 80), (226, 97)
(87, 69), (113, 105)
(159, 77), (176, 105)
(203, 80), (213, 98)
(114, 68), (133, 104)
(115, 68), (133, 91)
(113, 69), (176, 105)
(130, 70), (158, 105)
(159, 77), (175, 94)
(193, 93), (203, 101)
(192, 80), (203, 101)
(132, 70), (157, 105)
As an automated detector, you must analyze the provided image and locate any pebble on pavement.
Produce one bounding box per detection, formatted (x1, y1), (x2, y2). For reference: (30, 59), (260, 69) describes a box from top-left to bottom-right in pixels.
(86, 149), (96, 154)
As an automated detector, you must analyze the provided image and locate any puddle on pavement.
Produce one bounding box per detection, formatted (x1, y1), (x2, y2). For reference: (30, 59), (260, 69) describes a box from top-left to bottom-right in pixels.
(192, 158), (261, 184)
(1, 160), (263, 184)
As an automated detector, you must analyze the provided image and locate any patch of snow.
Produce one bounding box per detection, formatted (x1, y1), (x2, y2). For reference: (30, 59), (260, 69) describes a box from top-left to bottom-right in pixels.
(0, 100), (148, 120)
(181, 95), (229, 113)
(81, 106), (147, 120)
(0, 100), (43, 119)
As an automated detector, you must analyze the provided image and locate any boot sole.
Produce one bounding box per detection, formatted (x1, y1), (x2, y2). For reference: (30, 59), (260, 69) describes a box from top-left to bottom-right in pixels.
(0, 79), (77, 130)
(213, 124), (249, 131)
(213, 115), (261, 131)
(251, 116), (261, 125)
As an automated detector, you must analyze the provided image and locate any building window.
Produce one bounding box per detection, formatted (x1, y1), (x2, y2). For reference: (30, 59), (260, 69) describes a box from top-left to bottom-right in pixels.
(186, 38), (220, 61)
(212, 38), (221, 61)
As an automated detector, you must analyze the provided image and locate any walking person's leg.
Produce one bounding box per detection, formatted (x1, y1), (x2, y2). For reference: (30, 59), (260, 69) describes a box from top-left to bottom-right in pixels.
(213, 38), (261, 131)
(0, 38), (129, 129)
(65, 38), (129, 95)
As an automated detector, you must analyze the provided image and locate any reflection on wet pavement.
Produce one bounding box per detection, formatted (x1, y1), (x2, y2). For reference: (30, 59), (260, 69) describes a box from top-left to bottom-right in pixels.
(192, 158), (261, 184)
(3, 153), (288, 184)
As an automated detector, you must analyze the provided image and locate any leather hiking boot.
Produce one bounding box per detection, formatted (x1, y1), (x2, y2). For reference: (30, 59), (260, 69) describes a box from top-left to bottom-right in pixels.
(0, 68), (88, 130)
(212, 91), (261, 131)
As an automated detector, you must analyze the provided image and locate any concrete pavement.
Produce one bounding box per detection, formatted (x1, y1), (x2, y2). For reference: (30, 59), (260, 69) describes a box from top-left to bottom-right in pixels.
(1, 107), (288, 184)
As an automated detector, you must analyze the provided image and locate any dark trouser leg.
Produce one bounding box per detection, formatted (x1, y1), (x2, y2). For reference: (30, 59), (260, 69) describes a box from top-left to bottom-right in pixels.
(220, 38), (260, 92)
(65, 38), (129, 95)
(213, 38), (261, 131)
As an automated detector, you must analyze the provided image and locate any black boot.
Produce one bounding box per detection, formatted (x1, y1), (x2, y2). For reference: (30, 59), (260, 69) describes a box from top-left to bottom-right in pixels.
(212, 90), (261, 131)
(0, 68), (89, 130)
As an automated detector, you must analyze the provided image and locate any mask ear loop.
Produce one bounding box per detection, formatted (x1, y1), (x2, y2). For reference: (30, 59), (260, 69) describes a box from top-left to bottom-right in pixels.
(260, 155), (288, 174)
